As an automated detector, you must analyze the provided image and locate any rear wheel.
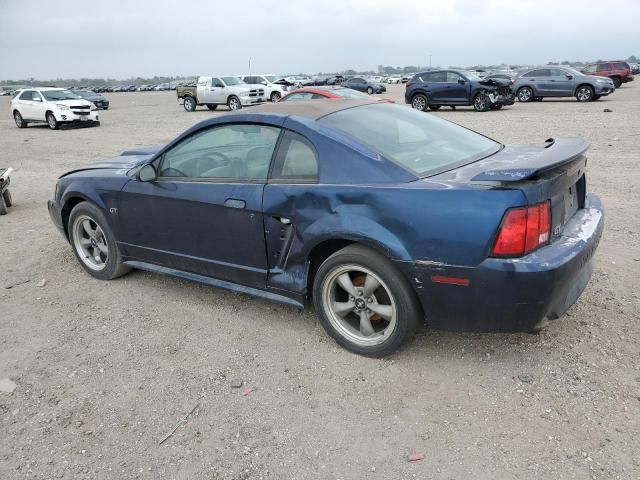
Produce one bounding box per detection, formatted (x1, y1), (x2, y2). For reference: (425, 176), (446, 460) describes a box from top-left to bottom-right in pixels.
(270, 91), (281, 102)
(227, 96), (242, 110)
(312, 245), (421, 357)
(13, 111), (27, 128)
(46, 112), (59, 130)
(611, 76), (622, 88)
(183, 96), (197, 112)
(411, 93), (428, 111)
(517, 86), (533, 102)
(68, 202), (130, 280)
(575, 85), (594, 102)
(206, 104), (218, 110)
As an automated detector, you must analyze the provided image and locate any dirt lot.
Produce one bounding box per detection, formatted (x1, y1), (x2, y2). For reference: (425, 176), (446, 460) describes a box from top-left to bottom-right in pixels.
(0, 85), (639, 480)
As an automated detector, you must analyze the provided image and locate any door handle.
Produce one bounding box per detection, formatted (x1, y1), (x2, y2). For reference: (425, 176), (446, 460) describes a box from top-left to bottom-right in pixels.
(224, 198), (245, 209)
(272, 216), (291, 225)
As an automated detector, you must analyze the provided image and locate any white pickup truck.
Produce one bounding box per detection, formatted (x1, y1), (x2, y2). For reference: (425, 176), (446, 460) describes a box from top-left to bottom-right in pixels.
(176, 76), (266, 112)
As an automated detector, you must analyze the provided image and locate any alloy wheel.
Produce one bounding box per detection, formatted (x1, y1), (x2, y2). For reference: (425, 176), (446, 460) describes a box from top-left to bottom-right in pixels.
(518, 87), (532, 102)
(411, 95), (426, 110)
(72, 215), (109, 271)
(576, 87), (592, 102)
(321, 264), (397, 347)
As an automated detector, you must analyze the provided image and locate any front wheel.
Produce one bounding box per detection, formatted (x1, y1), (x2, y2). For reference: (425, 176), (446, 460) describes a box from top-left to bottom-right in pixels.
(312, 245), (421, 357)
(46, 112), (59, 130)
(68, 202), (131, 280)
(575, 85), (594, 102)
(611, 77), (622, 88)
(183, 96), (197, 112)
(367, 87), (374, 95)
(411, 93), (428, 111)
(227, 96), (242, 110)
(517, 86), (533, 102)
(206, 104), (218, 111)
(270, 91), (281, 102)
(3, 189), (12, 207)
(473, 93), (490, 112)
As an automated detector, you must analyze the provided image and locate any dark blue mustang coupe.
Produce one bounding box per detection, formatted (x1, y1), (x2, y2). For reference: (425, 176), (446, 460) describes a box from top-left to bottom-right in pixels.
(48, 100), (604, 356)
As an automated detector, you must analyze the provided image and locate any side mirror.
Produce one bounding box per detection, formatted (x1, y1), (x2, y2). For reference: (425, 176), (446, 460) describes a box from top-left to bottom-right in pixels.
(138, 164), (157, 182)
(261, 81), (267, 85)
(566, 75), (573, 80)
(33, 97), (43, 102)
(458, 79), (465, 84)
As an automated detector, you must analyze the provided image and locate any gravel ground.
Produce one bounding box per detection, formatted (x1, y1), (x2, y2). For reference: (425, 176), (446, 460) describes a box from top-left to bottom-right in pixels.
(0, 85), (639, 480)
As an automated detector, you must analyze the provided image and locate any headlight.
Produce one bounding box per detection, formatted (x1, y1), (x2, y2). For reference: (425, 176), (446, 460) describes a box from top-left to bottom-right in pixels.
(55, 104), (69, 111)
(596, 79), (606, 83)
(90, 104), (98, 111)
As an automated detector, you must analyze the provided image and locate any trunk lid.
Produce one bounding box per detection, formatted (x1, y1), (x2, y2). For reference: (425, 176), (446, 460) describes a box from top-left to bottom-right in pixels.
(434, 138), (589, 239)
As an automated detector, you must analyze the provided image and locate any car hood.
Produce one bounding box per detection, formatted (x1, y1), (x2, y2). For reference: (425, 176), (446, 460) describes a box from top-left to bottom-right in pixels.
(478, 78), (512, 88)
(49, 98), (93, 107)
(59, 144), (164, 178)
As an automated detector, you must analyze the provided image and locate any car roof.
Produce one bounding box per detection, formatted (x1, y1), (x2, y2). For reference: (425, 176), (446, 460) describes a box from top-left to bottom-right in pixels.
(227, 98), (380, 120)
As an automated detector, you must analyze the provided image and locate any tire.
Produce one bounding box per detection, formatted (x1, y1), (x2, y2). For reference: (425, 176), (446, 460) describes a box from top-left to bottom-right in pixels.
(3, 189), (12, 207)
(183, 96), (197, 112)
(0, 195), (7, 215)
(473, 93), (490, 112)
(575, 85), (594, 102)
(46, 111), (59, 130)
(206, 104), (218, 110)
(490, 104), (503, 110)
(367, 87), (374, 95)
(428, 105), (441, 111)
(270, 91), (281, 102)
(410, 93), (428, 111)
(312, 245), (421, 357)
(13, 111), (27, 128)
(517, 86), (534, 102)
(611, 76), (622, 88)
(227, 96), (242, 110)
(68, 202), (131, 280)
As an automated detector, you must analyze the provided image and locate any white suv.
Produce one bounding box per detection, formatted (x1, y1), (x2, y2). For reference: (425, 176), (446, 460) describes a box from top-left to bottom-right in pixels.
(11, 87), (100, 129)
(239, 74), (290, 102)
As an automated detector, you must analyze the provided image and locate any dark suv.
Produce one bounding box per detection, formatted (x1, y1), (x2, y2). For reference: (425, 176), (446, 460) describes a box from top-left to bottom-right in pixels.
(582, 61), (634, 88)
(405, 70), (514, 112)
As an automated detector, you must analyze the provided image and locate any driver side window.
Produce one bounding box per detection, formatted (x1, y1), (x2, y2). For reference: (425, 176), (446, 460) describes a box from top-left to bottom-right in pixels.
(159, 124), (281, 181)
(211, 77), (224, 88)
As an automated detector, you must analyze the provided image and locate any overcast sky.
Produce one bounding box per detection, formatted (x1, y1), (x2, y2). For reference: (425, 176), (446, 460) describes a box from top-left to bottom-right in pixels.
(1, 0), (638, 80)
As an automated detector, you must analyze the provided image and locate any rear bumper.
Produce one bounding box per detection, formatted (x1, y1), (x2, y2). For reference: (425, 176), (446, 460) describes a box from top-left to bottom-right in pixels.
(397, 194), (604, 332)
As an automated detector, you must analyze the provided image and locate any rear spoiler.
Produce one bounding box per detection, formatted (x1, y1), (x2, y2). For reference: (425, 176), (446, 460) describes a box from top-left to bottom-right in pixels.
(471, 138), (590, 182)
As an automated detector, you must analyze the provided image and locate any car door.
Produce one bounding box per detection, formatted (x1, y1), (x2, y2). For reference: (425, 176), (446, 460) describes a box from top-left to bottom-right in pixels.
(262, 130), (320, 292)
(442, 72), (469, 103)
(524, 69), (550, 94)
(550, 68), (575, 95)
(31, 91), (46, 119)
(596, 63), (612, 78)
(117, 122), (282, 288)
(16, 90), (36, 119)
(425, 72), (448, 103)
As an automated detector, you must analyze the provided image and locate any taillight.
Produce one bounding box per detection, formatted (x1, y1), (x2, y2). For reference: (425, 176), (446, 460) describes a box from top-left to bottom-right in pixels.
(491, 201), (551, 257)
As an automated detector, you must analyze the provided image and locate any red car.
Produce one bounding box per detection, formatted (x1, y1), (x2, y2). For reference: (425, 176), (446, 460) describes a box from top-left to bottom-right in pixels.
(582, 61), (634, 88)
(280, 86), (393, 102)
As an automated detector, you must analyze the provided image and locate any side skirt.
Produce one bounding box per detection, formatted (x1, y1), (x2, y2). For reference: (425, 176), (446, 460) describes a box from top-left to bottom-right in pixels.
(124, 260), (304, 310)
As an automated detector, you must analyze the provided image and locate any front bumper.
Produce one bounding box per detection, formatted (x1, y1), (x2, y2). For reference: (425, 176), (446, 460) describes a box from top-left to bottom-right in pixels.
(47, 198), (66, 238)
(240, 97), (266, 106)
(397, 194), (604, 332)
(489, 92), (515, 106)
(594, 84), (615, 95)
(55, 110), (100, 123)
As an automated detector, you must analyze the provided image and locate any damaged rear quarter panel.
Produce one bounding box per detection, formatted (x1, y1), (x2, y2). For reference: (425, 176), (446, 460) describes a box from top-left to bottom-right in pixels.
(262, 181), (524, 294)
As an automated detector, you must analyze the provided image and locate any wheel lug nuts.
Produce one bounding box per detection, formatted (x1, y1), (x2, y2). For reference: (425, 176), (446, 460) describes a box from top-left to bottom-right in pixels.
(367, 298), (372, 303)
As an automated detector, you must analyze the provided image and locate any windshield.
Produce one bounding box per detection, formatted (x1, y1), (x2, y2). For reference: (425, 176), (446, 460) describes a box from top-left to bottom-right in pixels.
(563, 67), (584, 77)
(319, 103), (501, 177)
(222, 76), (244, 86)
(42, 89), (80, 101)
(333, 88), (368, 99)
(264, 75), (278, 83)
(461, 71), (482, 81)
